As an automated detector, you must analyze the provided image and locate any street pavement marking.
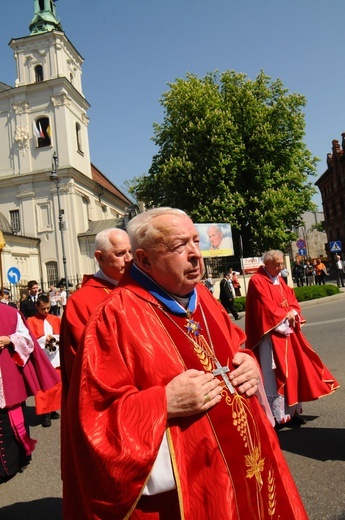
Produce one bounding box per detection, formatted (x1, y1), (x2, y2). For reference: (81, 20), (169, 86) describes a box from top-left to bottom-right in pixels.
(303, 317), (345, 327)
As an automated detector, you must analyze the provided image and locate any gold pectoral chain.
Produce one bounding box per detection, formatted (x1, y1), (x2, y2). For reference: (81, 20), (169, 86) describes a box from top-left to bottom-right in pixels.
(160, 305), (235, 395)
(277, 281), (289, 309)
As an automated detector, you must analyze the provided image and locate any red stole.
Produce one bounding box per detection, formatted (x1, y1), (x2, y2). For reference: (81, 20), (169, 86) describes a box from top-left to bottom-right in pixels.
(155, 303), (308, 520)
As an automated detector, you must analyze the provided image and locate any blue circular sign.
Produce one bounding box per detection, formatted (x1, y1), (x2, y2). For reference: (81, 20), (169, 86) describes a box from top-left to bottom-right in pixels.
(296, 239), (305, 248)
(7, 267), (21, 284)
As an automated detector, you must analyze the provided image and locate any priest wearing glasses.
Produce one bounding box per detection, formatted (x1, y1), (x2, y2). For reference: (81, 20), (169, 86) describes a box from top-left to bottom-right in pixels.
(63, 208), (308, 520)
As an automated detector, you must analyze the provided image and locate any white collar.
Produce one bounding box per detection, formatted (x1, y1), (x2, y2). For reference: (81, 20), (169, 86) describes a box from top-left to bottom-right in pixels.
(94, 269), (118, 287)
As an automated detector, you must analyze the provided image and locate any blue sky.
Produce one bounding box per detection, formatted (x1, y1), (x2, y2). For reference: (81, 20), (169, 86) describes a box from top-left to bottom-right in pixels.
(2, 1), (345, 210)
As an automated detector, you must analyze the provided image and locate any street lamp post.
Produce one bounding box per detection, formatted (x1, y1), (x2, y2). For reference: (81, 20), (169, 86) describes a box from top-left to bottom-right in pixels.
(50, 151), (69, 294)
(239, 234), (247, 293)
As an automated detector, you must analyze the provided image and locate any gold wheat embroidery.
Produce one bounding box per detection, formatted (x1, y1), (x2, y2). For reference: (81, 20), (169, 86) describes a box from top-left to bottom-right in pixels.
(245, 446), (265, 488)
(190, 328), (274, 518)
(267, 467), (277, 517)
(193, 343), (214, 372)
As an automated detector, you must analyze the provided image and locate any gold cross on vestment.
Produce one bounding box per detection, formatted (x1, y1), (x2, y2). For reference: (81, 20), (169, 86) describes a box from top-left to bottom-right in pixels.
(212, 359), (235, 394)
(280, 298), (289, 309)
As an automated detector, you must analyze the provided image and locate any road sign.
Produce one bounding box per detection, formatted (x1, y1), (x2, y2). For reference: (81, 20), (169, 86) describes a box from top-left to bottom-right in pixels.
(7, 267), (21, 284)
(296, 238), (306, 248)
(298, 248), (306, 256)
(330, 241), (342, 253)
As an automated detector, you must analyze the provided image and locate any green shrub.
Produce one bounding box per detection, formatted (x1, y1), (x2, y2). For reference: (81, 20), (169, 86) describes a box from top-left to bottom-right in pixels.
(233, 297), (246, 313)
(293, 284), (340, 302)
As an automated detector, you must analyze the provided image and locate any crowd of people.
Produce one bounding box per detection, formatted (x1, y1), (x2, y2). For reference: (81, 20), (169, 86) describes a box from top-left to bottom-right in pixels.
(291, 257), (344, 287)
(0, 209), (342, 519)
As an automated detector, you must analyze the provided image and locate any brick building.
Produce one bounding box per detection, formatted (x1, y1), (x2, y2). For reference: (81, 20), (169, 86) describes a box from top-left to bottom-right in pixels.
(315, 136), (345, 259)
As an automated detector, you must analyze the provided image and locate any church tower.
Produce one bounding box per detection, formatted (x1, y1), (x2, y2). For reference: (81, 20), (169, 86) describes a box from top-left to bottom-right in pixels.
(2, 0), (91, 179)
(0, 1), (131, 291)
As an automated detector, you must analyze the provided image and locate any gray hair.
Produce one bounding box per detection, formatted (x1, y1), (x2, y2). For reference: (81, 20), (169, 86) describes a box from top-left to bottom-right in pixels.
(127, 207), (189, 255)
(94, 228), (128, 252)
(262, 249), (284, 264)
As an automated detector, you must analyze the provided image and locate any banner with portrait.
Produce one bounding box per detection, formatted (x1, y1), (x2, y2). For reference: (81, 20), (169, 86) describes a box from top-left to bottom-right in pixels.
(195, 223), (234, 257)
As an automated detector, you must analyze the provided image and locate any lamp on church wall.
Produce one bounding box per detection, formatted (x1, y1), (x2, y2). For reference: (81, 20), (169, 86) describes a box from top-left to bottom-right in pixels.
(50, 151), (69, 293)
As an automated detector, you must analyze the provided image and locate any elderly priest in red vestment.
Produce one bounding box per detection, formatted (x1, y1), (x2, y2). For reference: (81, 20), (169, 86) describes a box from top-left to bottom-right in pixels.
(60, 227), (132, 391)
(245, 249), (339, 428)
(63, 208), (308, 520)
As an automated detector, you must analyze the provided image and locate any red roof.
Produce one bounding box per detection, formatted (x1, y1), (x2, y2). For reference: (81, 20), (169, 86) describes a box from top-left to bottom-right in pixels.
(91, 164), (131, 205)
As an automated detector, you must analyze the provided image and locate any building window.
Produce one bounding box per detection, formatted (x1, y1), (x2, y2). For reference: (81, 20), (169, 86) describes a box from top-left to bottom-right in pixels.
(35, 64), (44, 82)
(46, 261), (58, 285)
(39, 0), (45, 11)
(10, 210), (20, 233)
(76, 122), (83, 153)
(33, 117), (51, 148)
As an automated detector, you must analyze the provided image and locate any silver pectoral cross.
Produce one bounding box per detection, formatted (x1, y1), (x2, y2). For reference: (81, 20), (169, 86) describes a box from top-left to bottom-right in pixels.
(212, 360), (235, 394)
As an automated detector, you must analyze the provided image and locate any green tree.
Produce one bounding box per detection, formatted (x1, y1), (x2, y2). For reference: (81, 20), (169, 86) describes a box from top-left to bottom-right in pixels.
(130, 70), (318, 255)
(310, 222), (324, 232)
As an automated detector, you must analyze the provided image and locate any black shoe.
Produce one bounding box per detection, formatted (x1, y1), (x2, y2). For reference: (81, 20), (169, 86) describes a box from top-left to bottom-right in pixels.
(291, 415), (306, 425)
(274, 422), (285, 431)
(51, 411), (60, 420)
(42, 413), (51, 428)
(235, 316), (241, 320)
(285, 415), (306, 428)
(275, 415), (306, 430)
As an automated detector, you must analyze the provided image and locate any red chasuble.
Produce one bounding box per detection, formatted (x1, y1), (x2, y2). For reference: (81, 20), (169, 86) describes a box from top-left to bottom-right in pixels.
(245, 266), (339, 405)
(63, 272), (308, 520)
(60, 274), (114, 389)
(59, 275), (115, 482)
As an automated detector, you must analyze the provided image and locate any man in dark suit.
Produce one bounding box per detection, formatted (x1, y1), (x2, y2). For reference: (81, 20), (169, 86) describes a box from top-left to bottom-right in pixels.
(20, 280), (40, 318)
(219, 273), (240, 320)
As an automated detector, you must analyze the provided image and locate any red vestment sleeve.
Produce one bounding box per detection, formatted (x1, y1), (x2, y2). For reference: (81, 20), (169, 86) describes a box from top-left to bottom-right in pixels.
(64, 293), (170, 519)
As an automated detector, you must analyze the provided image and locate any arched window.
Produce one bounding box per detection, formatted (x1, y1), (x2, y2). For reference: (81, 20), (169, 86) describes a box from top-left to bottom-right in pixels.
(33, 117), (51, 148)
(39, 0), (45, 11)
(76, 122), (83, 152)
(35, 64), (44, 82)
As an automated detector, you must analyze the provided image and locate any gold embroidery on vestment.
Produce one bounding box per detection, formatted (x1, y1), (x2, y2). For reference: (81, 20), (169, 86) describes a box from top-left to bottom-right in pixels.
(151, 303), (278, 518)
(267, 466), (277, 517)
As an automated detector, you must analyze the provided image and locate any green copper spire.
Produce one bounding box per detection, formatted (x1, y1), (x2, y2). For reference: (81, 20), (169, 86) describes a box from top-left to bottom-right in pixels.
(29, 0), (63, 35)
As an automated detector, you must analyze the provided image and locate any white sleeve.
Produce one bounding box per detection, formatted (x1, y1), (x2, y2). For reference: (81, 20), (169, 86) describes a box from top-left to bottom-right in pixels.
(9, 314), (35, 365)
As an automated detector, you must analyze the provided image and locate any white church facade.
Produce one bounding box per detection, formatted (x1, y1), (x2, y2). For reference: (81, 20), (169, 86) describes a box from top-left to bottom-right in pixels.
(0, 0), (133, 294)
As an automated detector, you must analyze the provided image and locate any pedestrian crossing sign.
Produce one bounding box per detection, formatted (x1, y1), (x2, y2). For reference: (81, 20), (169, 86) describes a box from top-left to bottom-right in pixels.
(330, 241), (342, 253)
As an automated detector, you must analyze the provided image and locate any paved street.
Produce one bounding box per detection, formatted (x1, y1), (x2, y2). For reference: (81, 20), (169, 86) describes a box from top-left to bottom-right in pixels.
(0, 290), (344, 519)
(278, 292), (345, 520)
